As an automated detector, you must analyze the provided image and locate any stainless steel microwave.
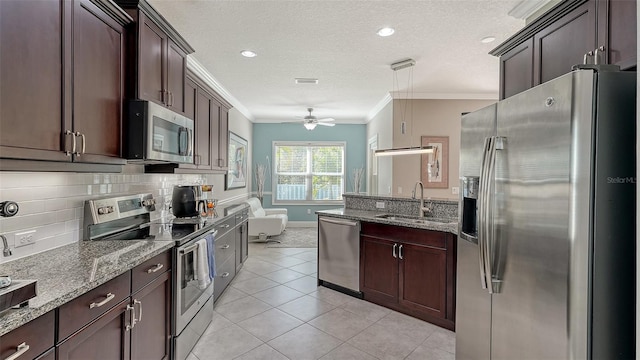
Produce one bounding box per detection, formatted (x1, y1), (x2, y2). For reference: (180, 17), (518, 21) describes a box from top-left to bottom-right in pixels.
(125, 100), (194, 164)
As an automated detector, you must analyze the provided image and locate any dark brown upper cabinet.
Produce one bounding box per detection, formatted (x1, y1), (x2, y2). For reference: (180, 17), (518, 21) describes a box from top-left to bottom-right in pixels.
(0, 0), (129, 171)
(491, 0), (636, 100)
(117, 0), (194, 115)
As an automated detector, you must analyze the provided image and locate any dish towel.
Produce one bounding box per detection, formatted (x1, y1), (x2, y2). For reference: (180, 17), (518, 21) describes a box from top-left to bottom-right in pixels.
(195, 238), (211, 289)
(205, 232), (217, 280)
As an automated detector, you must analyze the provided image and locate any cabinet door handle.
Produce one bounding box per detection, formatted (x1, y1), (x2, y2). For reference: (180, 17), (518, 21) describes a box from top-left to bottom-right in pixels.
(89, 292), (115, 309)
(169, 91), (174, 107)
(594, 46), (605, 65)
(220, 224), (230, 229)
(146, 263), (164, 273)
(221, 272), (230, 278)
(583, 51), (594, 64)
(64, 130), (76, 156)
(399, 244), (403, 260)
(392, 243), (397, 258)
(5, 342), (30, 360)
(134, 299), (143, 323)
(221, 244), (230, 249)
(126, 304), (135, 331)
(74, 132), (85, 156)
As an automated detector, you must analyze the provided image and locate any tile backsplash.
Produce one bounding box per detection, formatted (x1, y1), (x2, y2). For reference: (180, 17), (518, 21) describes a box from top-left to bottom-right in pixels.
(0, 166), (235, 263)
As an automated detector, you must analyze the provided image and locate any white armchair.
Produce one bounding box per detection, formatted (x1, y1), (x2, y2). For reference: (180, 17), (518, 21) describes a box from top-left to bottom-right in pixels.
(244, 198), (288, 237)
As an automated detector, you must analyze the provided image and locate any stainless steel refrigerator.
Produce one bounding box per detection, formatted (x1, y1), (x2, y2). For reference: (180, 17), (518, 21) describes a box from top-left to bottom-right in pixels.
(457, 67), (636, 360)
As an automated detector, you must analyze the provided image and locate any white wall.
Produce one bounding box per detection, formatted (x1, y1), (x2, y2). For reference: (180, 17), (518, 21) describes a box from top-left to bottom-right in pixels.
(392, 99), (495, 199)
(366, 100), (393, 195)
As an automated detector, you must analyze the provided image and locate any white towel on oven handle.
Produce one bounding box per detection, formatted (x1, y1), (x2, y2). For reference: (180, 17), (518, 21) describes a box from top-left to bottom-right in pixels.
(195, 238), (211, 289)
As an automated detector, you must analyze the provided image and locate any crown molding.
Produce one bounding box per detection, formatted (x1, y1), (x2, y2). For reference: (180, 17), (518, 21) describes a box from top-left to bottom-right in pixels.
(508, 0), (553, 19)
(389, 92), (498, 100)
(186, 56), (254, 122)
(366, 93), (393, 123)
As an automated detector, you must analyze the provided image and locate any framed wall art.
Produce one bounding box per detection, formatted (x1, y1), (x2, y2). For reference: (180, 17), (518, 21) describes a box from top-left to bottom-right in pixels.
(421, 135), (449, 189)
(226, 132), (248, 190)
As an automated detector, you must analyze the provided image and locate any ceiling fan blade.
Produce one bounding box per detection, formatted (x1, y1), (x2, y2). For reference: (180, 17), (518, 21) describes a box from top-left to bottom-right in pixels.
(317, 117), (335, 122)
(317, 122), (335, 127)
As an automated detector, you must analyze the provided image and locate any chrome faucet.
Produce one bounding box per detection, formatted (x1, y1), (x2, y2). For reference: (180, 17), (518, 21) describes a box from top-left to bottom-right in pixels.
(413, 181), (432, 218)
(1, 235), (12, 257)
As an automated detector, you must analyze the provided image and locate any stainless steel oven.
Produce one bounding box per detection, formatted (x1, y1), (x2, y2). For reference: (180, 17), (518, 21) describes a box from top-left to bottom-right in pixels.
(173, 228), (216, 360)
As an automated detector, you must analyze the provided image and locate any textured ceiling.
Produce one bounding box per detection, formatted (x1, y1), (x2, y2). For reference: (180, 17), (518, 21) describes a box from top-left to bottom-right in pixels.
(148, 0), (524, 123)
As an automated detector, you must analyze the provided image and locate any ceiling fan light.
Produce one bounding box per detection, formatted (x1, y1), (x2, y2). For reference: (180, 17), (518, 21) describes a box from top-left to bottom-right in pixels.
(304, 123), (317, 130)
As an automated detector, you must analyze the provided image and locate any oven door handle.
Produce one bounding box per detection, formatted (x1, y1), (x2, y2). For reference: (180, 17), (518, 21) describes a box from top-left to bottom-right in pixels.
(179, 229), (218, 254)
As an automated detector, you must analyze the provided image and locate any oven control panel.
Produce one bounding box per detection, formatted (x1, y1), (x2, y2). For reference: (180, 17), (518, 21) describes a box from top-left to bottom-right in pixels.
(84, 193), (157, 225)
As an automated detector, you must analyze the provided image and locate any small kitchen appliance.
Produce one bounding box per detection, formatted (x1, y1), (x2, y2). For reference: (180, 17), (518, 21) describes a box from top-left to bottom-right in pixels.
(171, 185), (206, 218)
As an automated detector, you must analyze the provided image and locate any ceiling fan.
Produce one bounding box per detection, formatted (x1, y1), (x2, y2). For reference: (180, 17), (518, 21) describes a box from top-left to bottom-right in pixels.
(293, 108), (336, 130)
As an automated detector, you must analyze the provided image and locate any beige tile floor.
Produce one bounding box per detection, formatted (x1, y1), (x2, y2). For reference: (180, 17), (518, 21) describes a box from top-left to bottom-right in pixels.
(187, 243), (456, 360)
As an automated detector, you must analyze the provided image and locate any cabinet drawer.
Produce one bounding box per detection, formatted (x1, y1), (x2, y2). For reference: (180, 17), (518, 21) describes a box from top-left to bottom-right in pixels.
(58, 271), (131, 340)
(0, 310), (54, 360)
(214, 232), (236, 266)
(132, 250), (171, 292)
(213, 216), (235, 237)
(213, 256), (236, 301)
(361, 222), (447, 249)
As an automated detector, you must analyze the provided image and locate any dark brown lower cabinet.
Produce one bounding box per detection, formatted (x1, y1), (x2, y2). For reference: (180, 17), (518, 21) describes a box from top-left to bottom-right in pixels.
(0, 310), (55, 360)
(36, 348), (56, 360)
(131, 272), (172, 360)
(360, 222), (456, 330)
(57, 299), (131, 360)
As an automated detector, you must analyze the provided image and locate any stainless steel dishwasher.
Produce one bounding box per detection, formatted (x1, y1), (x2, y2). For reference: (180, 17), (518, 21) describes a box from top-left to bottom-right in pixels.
(318, 216), (361, 296)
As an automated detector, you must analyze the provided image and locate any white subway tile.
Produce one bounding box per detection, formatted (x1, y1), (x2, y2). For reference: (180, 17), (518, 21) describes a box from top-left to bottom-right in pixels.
(56, 209), (75, 222)
(45, 199), (69, 211)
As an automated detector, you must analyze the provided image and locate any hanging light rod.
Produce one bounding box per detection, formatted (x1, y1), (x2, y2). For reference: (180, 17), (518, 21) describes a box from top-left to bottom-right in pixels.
(374, 145), (434, 157)
(390, 58), (416, 71)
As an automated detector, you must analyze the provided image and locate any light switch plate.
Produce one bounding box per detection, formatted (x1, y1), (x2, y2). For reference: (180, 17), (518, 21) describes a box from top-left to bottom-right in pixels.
(452, 187), (459, 195)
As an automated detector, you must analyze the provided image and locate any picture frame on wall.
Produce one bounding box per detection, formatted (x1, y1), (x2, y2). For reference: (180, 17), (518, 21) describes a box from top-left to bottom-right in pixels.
(226, 132), (248, 190)
(421, 135), (449, 189)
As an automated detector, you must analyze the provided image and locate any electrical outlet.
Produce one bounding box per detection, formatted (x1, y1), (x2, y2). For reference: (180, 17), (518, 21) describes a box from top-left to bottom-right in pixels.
(376, 201), (385, 209)
(452, 187), (459, 195)
(15, 230), (36, 248)
(398, 186), (403, 194)
(307, 209), (311, 214)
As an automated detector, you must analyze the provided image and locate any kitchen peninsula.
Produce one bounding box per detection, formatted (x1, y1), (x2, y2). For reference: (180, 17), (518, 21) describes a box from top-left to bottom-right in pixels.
(317, 193), (458, 330)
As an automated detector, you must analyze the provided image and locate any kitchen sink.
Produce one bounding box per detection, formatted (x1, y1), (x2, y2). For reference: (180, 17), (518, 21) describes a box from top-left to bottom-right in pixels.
(374, 214), (455, 224)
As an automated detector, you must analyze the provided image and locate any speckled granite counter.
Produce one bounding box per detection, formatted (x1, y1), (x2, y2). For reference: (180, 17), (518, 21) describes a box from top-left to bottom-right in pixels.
(0, 239), (174, 336)
(316, 208), (458, 235)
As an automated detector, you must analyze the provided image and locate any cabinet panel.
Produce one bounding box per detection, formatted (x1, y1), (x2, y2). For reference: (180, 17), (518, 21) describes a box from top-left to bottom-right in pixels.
(533, 1), (596, 85)
(598, 0), (636, 69)
(185, 78), (196, 120)
(195, 90), (213, 169)
(360, 235), (398, 303)
(138, 14), (165, 105)
(0, 0), (68, 161)
(0, 311), (55, 360)
(73, 0), (125, 163)
(500, 38), (533, 100)
(35, 348), (56, 360)
(214, 256), (236, 301)
(217, 106), (229, 169)
(210, 99), (222, 169)
(167, 41), (186, 113)
(132, 250), (171, 293)
(399, 243), (447, 318)
(131, 272), (171, 360)
(57, 299), (131, 360)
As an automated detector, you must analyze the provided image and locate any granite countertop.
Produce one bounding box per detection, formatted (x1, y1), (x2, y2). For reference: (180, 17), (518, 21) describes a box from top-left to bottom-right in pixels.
(0, 239), (174, 336)
(317, 208), (458, 235)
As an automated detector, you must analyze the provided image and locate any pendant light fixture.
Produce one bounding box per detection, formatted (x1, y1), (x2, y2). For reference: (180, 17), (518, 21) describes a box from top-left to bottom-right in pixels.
(375, 59), (434, 157)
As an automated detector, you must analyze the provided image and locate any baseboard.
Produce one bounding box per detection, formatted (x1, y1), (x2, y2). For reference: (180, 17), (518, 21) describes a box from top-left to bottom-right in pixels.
(287, 221), (318, 228)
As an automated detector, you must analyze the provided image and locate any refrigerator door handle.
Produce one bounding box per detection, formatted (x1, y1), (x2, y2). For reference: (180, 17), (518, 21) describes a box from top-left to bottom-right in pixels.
(484, 136), (505, 294)
(477, 137), (492, 290)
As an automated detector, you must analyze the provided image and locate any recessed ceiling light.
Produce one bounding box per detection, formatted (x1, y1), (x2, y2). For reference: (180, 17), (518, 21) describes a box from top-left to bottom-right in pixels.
(377, 27), (395, 37)
(480, 36), (496, 44)
(240, 50), (257, 58)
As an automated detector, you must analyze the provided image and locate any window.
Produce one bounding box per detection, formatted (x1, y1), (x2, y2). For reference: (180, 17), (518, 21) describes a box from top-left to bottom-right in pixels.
(273, 142), (345, 203)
